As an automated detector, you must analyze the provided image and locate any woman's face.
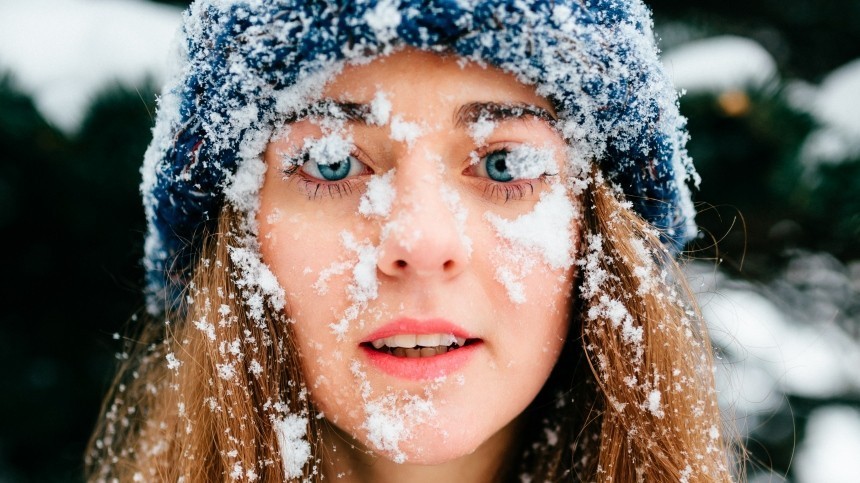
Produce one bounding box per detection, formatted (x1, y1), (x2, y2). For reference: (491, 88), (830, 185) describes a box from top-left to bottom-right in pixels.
(258, 50), (579, 465)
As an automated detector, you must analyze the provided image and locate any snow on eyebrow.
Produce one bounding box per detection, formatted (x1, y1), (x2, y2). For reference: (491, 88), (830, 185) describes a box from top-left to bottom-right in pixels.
(368, 89), (392, 126)
(455, 102), (556, 128)
(468, 117), (496, 145)
(462, 102), (556, 146)
(292, 99), (374, 125)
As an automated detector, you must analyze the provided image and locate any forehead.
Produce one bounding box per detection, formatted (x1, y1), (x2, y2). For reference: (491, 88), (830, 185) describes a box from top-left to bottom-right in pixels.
(322, 49), (555, 115)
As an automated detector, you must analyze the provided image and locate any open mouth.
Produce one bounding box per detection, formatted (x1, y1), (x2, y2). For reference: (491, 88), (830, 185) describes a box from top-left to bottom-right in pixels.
(360, 333), (480, 358)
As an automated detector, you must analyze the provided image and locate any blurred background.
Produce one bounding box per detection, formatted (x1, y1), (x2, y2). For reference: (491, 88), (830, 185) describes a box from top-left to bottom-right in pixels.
(1, 0), (858, 481)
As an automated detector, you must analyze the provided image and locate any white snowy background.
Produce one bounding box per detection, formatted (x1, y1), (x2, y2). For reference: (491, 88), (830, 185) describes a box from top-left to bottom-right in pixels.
(1, 0), (858, 481)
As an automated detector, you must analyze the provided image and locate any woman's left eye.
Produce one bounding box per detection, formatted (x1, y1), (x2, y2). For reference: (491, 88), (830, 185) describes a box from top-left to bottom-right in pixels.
(301, 155), (367, 181)
(474, 149), (515, 182)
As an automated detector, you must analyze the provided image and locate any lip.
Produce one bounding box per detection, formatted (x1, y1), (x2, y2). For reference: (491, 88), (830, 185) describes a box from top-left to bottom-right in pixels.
(360, 318), (481, 380)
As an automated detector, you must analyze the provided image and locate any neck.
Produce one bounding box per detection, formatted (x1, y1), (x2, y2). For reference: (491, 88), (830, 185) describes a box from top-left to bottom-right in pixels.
(319, 419), (520, 483)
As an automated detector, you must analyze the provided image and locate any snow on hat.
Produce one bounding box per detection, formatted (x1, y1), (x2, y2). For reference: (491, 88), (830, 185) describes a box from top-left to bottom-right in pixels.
(140, 0), (699, 314)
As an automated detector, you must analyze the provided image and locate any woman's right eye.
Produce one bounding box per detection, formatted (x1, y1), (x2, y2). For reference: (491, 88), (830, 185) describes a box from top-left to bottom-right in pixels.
(300, 155), (368, 181)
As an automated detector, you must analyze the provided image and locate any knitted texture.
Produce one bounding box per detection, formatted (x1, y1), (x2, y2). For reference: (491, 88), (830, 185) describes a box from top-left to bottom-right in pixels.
(141, 0), (698, 314)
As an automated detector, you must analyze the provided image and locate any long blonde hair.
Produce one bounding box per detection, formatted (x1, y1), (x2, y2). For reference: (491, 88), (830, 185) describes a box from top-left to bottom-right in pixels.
(86, 177), (737, 482)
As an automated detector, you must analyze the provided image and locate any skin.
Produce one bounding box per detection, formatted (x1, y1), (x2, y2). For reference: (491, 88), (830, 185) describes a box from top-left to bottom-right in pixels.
(258, 49), (579, 482)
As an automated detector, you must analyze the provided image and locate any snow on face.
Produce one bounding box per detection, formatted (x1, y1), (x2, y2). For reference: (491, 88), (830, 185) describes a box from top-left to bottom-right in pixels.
(389, 115), (423, 148)
(468, 117), (497, 145)
(327, 231), (381, 341)
(350, 361), (438, 463)
(359, 170), (397, 218)
(485, 182), (578, 304)
(116, 0), (714, 476)
(368, 89), (392, 126)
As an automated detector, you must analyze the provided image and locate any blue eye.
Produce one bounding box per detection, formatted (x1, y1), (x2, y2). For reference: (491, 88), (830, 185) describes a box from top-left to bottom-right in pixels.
(301, 156), (366, 181)
(481, 150), (514, 182)
(318, 159), (351, 180)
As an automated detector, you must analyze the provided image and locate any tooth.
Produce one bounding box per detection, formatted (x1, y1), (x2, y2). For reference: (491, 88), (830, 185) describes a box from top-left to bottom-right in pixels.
(391, 334), (417, 348)
(371, 339), (385, 349)
(455, 337), (466, 347)
(416, 334), (442, 347)
(392, 347), (406, 357)
(438, 346), (449, 354)
(419, 347), (437, 357)
(405, 348), (421, 358)
(441, 334), (457, 346)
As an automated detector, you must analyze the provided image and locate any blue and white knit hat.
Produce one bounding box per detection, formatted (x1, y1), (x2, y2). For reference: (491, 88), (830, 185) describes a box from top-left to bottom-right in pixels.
(141, 0), (698, 314)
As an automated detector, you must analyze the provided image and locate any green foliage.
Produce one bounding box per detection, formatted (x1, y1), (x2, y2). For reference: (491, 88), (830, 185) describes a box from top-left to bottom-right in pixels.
(651, 0), (860, 81)
(682, 86), (819, 274)
(679, 84), (860, 482)
(806, 160), (860, 256)
(679, 84), (860, 272)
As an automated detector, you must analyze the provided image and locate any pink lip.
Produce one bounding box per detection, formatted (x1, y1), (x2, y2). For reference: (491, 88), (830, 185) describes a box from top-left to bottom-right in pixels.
(360, 318), (481, 380)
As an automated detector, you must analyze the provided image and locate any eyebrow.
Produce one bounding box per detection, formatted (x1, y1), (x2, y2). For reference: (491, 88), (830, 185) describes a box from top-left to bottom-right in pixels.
(286, 100), (372, 124)
(454, 102), (557, 128)
(287, 99), (557, 128)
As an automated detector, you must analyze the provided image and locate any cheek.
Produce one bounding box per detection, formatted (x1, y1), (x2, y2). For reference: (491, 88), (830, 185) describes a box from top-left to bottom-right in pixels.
(258, 197), (372, 317)
(489, 264), (573, 367)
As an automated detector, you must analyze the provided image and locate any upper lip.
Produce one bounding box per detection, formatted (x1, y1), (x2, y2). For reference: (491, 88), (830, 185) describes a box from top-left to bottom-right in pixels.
(361, 317), (476, 344)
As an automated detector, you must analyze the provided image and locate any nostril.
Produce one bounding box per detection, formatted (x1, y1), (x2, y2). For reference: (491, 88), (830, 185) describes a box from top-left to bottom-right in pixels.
(395, 260), (407, 268)
(443, 260), (454, 271)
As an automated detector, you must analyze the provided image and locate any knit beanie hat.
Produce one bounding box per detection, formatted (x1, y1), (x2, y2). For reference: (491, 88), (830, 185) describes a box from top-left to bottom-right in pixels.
(141, 0), (698, 315)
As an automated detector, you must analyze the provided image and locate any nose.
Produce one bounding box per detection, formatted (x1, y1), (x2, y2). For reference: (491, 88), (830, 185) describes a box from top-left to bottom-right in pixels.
(376, 166), (470, 280)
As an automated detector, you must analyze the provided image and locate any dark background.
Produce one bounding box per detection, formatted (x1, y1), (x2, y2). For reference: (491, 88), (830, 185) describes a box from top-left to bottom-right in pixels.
(1, 0), (858, 480)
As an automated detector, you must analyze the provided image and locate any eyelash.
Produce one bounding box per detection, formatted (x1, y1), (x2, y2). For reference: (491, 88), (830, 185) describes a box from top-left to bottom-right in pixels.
(481, 180), (537, 203)
(281, 151), (369, 200)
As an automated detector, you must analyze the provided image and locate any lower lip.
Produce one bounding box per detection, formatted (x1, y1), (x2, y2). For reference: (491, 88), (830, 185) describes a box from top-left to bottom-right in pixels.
(361, 343), (482, 380)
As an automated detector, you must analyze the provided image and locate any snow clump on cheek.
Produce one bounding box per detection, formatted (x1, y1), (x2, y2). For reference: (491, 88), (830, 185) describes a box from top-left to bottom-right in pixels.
(320, 168), (398, 341)
(485, 180), (578, 305)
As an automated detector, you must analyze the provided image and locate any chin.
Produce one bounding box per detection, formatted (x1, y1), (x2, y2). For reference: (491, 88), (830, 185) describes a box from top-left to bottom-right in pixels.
(365, 415), (516, 466)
